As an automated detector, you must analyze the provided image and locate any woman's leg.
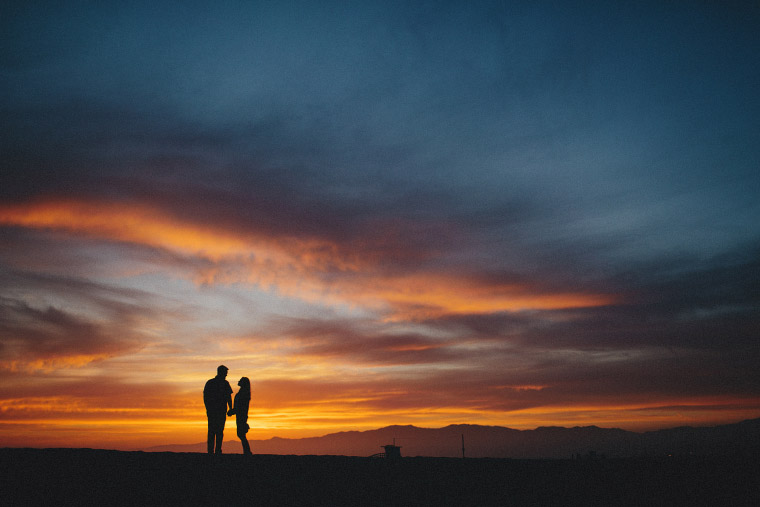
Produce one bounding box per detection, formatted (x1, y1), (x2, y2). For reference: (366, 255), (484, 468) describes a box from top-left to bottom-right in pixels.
(238, 426), (251, 454)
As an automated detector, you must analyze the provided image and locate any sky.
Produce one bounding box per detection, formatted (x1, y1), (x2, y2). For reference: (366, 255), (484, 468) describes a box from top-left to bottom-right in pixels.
(1, 0), (759, 450)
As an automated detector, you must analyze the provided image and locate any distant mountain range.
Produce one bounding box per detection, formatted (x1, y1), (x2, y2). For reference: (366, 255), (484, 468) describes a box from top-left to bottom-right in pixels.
(144, 418), (760, 458)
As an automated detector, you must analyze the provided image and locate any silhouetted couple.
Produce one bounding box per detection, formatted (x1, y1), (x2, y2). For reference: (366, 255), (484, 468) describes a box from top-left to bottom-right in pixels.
(203, 365), (251, 455)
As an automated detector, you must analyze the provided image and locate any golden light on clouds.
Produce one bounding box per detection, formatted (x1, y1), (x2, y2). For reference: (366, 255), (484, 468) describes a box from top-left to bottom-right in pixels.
(3, 390), (757, 449)
(2, 197), (758, 450)
(0, 198), (325, 264)
(367, 273), (615, 319)
(0, 198), (615, 317)
(3, 355), (114, 373)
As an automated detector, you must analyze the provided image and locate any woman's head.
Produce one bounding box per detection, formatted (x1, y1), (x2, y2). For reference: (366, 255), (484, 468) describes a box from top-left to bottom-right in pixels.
(238, 377), (250, 390)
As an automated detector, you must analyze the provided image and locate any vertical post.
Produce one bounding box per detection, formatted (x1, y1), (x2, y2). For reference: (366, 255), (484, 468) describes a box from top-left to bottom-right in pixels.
(461, 434), (465, 459)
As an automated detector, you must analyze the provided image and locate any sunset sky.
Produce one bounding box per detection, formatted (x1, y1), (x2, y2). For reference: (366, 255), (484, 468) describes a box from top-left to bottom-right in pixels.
(2, 1), (759, 450)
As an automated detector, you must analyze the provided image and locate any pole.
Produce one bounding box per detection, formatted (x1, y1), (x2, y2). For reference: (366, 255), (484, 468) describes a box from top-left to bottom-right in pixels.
(461, 434), (465, 459)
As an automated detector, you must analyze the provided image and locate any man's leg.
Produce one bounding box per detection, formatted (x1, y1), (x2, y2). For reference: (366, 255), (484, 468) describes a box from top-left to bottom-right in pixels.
(214, 426), (224, 454)
(211, 412), (225, 454)
(208, 413), (224, 454)
(207, 417), (215, 454)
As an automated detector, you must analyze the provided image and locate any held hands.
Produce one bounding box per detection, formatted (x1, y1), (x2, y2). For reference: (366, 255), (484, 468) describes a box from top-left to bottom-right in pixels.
(227, 408), (235, 416)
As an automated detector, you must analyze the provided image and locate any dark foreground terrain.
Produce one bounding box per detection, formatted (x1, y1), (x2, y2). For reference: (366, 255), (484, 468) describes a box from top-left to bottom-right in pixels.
(2, 449), (759, 506)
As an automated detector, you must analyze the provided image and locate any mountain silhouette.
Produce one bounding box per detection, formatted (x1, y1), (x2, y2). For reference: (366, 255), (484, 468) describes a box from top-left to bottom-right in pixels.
(144, 418), (760, 458)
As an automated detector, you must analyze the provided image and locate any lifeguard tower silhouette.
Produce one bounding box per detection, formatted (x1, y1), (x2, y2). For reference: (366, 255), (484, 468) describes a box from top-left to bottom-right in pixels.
(381, 444), (402, 459)
(370, 441), (402, 459)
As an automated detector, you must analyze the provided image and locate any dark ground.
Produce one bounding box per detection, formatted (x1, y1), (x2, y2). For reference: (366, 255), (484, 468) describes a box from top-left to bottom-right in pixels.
(1, 449), (759, 506)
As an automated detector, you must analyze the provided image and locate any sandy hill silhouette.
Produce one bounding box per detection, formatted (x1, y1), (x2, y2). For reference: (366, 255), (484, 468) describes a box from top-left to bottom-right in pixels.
(145, 418), (760, 458)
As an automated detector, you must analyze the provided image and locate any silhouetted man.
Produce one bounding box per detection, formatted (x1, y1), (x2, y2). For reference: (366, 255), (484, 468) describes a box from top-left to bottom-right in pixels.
(203, 365), (233, 454)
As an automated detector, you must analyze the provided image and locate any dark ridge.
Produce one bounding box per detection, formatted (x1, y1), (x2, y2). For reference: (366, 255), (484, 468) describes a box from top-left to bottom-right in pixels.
(144, 418), (760, 458)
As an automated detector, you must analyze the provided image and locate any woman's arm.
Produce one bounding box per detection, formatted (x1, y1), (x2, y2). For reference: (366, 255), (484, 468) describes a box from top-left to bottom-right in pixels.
(237, 398), (249, 420)
(228, 393), (240, 416)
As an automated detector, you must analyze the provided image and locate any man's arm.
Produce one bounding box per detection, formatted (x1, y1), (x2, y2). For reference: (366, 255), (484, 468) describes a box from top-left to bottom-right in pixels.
(202, 380), (210, 409)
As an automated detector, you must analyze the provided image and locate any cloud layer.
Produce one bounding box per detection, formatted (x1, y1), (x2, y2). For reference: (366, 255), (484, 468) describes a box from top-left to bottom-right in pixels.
(2, 0), (759, 448)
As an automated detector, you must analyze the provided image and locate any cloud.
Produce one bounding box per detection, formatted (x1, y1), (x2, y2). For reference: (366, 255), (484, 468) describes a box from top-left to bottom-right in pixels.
(0, 269), (167, 372)
(2, 1), (759, 445)
(0, 198), (617, 319)
(0, 375), (191, 418)
(0, 298), (123, 369)
(256, 316), (459, 366)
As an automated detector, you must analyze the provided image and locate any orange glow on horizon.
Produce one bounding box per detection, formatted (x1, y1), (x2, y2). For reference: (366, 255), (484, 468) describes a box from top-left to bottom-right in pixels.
(2, 390), (759, 449)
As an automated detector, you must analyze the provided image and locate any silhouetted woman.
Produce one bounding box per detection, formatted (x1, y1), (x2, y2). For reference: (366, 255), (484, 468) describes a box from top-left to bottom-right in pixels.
(228, 376), (252, 455)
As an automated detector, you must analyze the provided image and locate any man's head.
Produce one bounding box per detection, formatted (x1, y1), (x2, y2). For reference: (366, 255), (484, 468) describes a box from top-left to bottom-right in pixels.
(217, 365), (228, 377)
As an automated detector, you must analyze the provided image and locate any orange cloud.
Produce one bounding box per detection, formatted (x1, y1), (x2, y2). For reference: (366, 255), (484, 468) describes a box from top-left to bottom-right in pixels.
(354, 272), (614, 319)
(0, 198), (615, 317)
(1, 355), (114, 373)
(0, 198), (348, 267)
